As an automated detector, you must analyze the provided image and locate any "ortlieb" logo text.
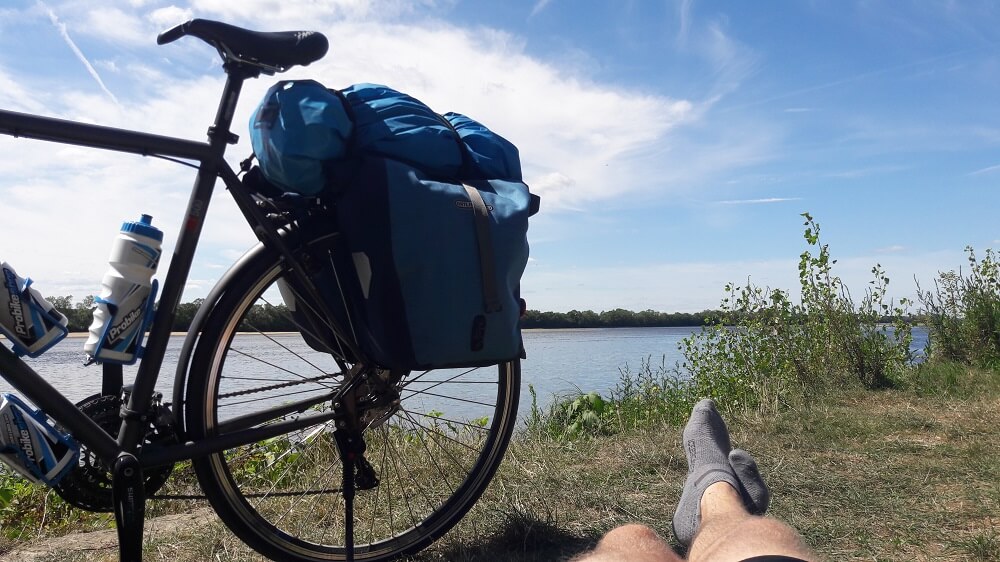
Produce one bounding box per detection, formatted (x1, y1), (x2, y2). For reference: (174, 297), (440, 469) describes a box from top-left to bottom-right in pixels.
(455, 201), (494, 212)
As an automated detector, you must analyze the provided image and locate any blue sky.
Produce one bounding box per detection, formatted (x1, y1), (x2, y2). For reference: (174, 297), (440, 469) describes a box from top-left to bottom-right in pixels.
(0, 0), (997, 313)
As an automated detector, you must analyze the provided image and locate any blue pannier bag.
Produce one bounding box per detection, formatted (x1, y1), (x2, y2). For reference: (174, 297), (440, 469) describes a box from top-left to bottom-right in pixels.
(249, 80), (352, 195)
(335, 157), (534, 369)
(247, 80), (538, 369)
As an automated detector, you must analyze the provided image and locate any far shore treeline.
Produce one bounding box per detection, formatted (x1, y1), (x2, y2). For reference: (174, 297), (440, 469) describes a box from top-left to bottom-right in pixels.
(47, 296), (919, 333)
(47, 296), (725, 332)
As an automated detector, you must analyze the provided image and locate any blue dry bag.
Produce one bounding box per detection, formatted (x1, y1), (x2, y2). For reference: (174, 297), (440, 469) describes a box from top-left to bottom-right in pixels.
(249, 80), (352, 195)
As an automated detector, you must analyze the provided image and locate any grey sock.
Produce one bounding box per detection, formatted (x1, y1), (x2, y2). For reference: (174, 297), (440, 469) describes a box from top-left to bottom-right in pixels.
(729, 448), (771, 516)
(671, 399), (740, 548)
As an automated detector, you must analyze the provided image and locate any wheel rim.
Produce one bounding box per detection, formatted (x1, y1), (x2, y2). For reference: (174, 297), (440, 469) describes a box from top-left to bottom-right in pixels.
(192, 253), (519, 560)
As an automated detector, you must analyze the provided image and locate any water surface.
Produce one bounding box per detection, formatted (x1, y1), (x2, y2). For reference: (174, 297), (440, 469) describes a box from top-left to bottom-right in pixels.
(1, 326), (929, 422)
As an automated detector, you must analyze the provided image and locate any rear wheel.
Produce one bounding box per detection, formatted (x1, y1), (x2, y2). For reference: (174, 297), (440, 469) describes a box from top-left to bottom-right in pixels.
(185, 233), (520, 561)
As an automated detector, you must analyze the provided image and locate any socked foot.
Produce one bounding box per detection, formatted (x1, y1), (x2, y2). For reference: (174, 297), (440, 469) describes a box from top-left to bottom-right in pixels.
(671, 399), (742, 546)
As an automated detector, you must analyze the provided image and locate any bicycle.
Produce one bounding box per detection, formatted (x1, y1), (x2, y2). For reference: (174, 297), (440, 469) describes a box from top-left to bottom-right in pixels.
(0, 19), (520, 562)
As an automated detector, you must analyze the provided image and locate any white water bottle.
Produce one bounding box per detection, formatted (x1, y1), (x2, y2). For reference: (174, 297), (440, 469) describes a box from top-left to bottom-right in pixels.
(84, 215), (163, 364)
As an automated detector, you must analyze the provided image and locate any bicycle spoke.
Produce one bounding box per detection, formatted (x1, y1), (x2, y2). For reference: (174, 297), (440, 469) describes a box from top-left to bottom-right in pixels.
(405, 410), (493, 434)
(399, 366), (479, 390)
(251, 297), (343, 375)
(279, 281), (356, 366)
(397, 410), (460, 489)
(399, 388), (497, 409)
(228, 346), (338, 390)
(399, 409), (476, 473)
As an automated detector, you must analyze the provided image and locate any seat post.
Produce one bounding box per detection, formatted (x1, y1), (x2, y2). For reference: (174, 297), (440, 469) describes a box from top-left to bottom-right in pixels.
(206, 64), (255, 150)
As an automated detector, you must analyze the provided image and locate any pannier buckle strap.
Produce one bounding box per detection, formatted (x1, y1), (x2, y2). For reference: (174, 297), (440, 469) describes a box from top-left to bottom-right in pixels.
(462, 184), (501, 313)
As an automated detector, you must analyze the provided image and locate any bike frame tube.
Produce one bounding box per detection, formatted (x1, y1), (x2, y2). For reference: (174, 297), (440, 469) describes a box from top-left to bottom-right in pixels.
(0, 345), (121, 460)
(0, 110), (210, 161)
(140, 407), (342, 469)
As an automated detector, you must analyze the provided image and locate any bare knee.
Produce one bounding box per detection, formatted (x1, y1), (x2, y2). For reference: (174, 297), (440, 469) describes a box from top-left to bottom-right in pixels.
(689, 515), (815, 562)
(598, 524), (663, 550)
(574, 524), (681, 562)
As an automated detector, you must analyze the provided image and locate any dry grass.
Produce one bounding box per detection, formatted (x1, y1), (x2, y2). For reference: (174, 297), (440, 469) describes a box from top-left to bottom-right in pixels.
(3, 373), (999, 561)
(409, 387), (1000, 562)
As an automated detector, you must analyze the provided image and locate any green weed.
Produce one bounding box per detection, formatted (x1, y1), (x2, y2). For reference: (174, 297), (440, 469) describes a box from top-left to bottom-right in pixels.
(918, 246), (1000, 367)
(525, 356), (695, 440)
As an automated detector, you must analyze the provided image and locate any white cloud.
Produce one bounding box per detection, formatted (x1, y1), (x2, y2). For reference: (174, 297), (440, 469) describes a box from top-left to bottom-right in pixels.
(40, 3), (119, 106)
(0, 68), (49, 114)
(188, 0), (441, 25)
(0, 3), (775, 301)
(826, 165), (909, 179)
(875, 245), (906, 254)
(677, 0), (693, 46)
(242, 20), (700, 210)
(82, 7), (149, 45)
(530, 0), (554, 18)
(148, 6), (194, 28)
(969, 163), (1000, 176)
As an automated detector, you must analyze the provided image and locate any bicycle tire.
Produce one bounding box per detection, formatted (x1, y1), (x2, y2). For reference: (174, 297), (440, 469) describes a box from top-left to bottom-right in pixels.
(185, 231), (520, 561)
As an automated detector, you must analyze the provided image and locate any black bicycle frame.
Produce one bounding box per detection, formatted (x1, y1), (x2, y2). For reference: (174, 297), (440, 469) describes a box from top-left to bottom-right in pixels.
(0, 66), (350, 470)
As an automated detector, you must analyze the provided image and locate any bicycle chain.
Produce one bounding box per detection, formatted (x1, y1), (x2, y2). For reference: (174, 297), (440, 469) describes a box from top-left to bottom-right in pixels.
(216, 372), (341, 400)
(153, 372), (344, 501)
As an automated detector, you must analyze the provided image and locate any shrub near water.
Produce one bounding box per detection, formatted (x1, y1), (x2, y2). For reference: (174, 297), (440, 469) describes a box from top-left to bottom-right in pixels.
(680, 213), (912, 416)
(918, 246), (1000, 368)
(527, 356), (696, 439)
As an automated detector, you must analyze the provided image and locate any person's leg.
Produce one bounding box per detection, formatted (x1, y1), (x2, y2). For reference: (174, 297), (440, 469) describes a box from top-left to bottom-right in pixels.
(686, 481), (816, 562)
(571, 524), (683, 562)
(574, 399), (817, 562)
(674, 399), (817, 562)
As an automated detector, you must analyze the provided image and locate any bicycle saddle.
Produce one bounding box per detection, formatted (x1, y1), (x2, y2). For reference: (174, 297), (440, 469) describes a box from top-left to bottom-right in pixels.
(157, 19), (328, 73)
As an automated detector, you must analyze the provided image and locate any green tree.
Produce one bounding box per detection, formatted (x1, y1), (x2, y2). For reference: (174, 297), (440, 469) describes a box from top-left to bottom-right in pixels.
(48, 295), (95, 332)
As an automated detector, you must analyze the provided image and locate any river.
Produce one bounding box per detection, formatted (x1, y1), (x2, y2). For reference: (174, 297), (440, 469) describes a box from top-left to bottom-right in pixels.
(1, 326), (928, 422)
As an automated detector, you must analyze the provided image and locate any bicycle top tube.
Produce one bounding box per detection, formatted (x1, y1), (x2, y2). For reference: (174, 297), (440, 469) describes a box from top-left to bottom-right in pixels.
(0, 19), (328, 158)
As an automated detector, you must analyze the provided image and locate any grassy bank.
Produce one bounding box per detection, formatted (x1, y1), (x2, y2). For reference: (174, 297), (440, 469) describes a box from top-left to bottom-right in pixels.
(2, 360), (998, 561)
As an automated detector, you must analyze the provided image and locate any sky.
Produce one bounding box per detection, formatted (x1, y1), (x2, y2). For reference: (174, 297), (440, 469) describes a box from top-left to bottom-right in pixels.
(0, 0), (998, 314)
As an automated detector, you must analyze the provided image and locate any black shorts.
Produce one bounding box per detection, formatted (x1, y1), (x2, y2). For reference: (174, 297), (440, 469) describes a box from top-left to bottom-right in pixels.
(740, 557), (810, 562)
